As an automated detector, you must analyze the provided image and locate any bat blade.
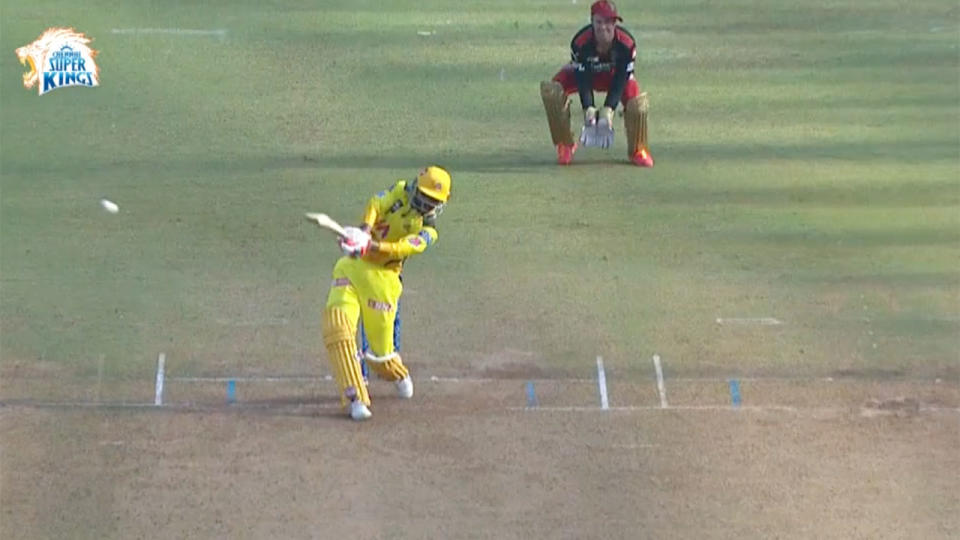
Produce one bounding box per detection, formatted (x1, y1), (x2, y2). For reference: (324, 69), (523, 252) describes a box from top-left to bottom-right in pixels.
(304, 212), (348, 238)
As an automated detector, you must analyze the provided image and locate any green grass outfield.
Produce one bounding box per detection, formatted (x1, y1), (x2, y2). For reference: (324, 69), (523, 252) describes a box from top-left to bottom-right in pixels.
(1, 0), (957, 388)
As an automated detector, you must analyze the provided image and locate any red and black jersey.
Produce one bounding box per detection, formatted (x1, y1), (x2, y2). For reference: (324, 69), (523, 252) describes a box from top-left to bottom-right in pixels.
(569, 24), (637, 109)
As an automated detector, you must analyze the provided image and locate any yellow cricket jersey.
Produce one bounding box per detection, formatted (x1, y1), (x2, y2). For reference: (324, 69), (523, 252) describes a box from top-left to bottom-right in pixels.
(360, 180), (439, 271)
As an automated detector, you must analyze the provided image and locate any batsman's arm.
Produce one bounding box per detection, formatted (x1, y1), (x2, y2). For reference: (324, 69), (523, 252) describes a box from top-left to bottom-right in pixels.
(369, 226), (438, 258)
(361, 194), (384, 230)
(361, 181), (404, 230)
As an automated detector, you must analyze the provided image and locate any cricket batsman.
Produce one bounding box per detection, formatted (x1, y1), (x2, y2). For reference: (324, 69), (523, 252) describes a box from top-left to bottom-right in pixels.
(540, 0), (654, 167)
(321, 166), (452, 421)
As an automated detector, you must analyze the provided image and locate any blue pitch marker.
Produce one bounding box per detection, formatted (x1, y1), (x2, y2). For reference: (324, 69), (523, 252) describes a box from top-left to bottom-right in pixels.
(525, 381), (538, 407)
(728, 379), (741, 408)
(226, 379), (237, 404)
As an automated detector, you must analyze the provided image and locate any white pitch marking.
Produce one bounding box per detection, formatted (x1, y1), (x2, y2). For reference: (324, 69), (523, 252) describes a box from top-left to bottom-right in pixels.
(2, 401), (345, 411)
(3, 400), (958, 414)
(154, 353), (165, 406)
(164, 374), (950, 384)
(510, 405), (805, 412)
(163, 373), (951, 386)
(169, 376), (320, 383)
(111, 28), (227, 37)
(716, 317), (782, 325)
(652, 354), (668, 408)
(421, 376), (595, 383)
(511, 405), (960, 413)
(170, 375), (599, 384)
(596, 356), (609, 410)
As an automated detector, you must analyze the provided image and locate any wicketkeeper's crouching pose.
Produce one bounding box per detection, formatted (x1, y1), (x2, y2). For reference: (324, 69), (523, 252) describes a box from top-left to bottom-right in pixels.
(321, 166), (452, 421)
(540, 0), (654, 167)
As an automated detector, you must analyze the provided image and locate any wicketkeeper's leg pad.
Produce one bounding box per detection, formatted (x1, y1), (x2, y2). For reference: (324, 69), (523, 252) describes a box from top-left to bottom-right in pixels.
(323, 308), (370, 406)
(364, 351), (409, 382)
(624, 92), (650, 156)
(540, 80), (575, 146)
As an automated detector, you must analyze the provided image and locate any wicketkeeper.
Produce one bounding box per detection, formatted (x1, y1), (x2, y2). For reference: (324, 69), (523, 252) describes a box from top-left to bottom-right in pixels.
(540, 0), (654, 167)
(321, 166), (452, 421)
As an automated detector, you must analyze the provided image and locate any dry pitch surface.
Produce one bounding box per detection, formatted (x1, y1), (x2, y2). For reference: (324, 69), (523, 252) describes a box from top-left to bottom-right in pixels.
(2, 372), (958, 539)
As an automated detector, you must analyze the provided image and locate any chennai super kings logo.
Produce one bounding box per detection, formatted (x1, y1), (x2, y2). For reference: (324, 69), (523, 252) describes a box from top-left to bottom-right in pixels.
(15, 27), (100, 96)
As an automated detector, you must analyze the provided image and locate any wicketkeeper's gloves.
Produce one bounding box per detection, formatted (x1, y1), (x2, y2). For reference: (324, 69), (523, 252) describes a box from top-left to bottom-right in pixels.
(595, 106), (615, 149)
(580, 106), (615, 148)
(579, 106), (599, 147)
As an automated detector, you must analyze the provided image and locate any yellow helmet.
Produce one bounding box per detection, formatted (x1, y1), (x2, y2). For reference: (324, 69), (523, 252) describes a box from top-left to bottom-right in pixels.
(416, 166), (452, 202)
(410, 165), (452, 215)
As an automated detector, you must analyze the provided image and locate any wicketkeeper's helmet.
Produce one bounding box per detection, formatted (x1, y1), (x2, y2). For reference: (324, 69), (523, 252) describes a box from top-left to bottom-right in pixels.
(409, 165), (452, 215)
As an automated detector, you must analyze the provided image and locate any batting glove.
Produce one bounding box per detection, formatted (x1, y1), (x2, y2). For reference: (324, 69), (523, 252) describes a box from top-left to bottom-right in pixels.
(338, 226), (371, 257)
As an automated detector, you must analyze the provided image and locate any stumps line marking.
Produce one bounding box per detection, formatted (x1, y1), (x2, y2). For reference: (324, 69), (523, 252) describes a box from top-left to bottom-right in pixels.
(652, 354), (668, 408)
(596, 356), (609, 410)
(154, 353), (165, 406)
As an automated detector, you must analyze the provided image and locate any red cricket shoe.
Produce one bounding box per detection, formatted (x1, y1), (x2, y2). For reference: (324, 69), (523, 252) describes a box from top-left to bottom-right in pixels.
(631, 147), (655, 168)
(556, 143), (577, 165)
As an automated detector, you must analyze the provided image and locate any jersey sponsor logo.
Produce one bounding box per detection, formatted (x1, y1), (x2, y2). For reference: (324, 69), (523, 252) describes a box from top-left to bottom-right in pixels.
(408, 236), (422, 247)
(332, 277), (350, 287)
(367, 299), (393, 312)
(16, 27), (100, 96)
(580, 55), (614, 73)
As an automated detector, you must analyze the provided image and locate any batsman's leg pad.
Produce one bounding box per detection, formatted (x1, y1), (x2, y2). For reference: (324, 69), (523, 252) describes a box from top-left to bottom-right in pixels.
(540, 80), (575, 146)
(365, 351), (409, 382)
(624, 92), (650, 156)
(323, 308), (370, 406)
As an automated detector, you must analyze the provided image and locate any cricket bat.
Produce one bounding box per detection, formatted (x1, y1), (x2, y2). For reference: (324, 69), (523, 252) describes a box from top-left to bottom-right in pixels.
(304, 212), (348, 238)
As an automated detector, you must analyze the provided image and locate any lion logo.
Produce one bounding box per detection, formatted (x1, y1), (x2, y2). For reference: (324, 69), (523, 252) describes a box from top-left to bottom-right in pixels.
(15, 27), (99, 96)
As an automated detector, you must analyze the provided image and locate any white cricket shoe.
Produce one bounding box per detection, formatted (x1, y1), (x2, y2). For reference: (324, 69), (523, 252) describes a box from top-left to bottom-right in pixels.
(395, 376), (414, 399)
(349, 400), (372, 421)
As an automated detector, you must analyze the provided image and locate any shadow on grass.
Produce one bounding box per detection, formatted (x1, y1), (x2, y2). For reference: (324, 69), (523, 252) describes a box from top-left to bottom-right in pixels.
(639, 179), (959, 207)
(5, 138), (957, 201)
(731, 227), (960, 247)
(294, 136), (959, 173)
(783, 271), (959, 288)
